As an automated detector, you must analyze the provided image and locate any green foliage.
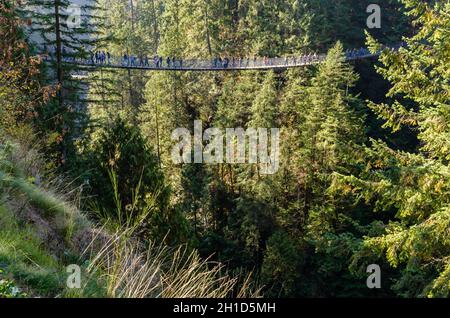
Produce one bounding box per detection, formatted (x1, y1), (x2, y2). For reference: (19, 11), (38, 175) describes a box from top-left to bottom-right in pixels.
(2, 0), (444, 299)
(261, 231), (303, 297)
(0, 140), (91, 244)
(19, 0), (107, 167)
(0, 204), (65, 297)
(332, 0), (450, 297)
(0, 270), (27, 298)
(85, 117), (190, 243)
(260, 43), (370, 297)
(0, 1), (52, 140)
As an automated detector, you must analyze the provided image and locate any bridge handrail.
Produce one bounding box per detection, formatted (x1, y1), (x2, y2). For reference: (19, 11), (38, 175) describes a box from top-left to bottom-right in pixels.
(41, 43), (404, 71)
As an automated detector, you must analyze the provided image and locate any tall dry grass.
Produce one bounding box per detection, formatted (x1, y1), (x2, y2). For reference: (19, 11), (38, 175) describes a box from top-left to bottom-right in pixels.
(83, 230), (261, 298)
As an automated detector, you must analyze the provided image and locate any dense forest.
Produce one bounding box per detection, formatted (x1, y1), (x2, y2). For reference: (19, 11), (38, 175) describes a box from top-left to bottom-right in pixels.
(0, 0), (449, 298)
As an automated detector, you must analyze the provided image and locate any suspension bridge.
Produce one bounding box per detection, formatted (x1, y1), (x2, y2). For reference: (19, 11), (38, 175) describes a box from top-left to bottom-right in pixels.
(42, 45), (401, 72)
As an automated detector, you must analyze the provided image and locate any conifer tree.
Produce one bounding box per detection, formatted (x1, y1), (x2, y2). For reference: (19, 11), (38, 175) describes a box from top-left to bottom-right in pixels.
(332, 0), (450, 297)
(21, 0), (106, 166)
(0, 0), (53, 137)
(260, 43), (367, 297)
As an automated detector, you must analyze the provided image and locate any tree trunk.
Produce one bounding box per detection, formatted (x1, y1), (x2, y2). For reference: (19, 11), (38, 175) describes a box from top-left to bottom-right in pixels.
(54, 1), (66, 163)
(204, 0), (212, 56)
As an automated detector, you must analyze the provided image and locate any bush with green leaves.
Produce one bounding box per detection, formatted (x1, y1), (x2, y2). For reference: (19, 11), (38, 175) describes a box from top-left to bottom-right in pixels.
(85, 117), (190, 243)
(0, 270), (27, 298)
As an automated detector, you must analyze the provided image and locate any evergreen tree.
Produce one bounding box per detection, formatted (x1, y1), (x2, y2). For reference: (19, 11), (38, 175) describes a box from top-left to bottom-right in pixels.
(0, 0), (53, 138)
(21, 0), (106, 167)
(260, 43), (368, 297)
(332, 0), (450, 297)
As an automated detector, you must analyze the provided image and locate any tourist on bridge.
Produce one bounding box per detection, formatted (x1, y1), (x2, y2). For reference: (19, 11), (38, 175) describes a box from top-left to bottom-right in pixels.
(167, 57), (171, 67)
(107, 51), (111, 64)
(345, 49), (351, 59)
(223, 57), (229, 68)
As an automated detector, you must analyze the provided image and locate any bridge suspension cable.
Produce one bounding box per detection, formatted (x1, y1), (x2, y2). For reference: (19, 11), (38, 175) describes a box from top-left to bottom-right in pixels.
(42, 44), (403, 72)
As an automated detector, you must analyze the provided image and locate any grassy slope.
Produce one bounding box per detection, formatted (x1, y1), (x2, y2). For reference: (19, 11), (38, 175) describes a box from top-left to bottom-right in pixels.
(0, 204), (65, 297)
(0, 141), (97, 297)
(0, 140), (259, 298)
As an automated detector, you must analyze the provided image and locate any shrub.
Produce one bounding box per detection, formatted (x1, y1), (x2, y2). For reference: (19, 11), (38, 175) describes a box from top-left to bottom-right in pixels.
(0, 272), (27, 298)
(84, 117), (188, 242)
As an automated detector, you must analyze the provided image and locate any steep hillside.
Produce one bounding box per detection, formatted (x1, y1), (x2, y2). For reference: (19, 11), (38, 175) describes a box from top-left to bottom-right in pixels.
(0, 138), (259, 298)
(0, 139), (99, 297)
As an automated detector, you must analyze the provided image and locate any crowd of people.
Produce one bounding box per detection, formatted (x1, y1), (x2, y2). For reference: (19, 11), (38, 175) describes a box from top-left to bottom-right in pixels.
(117, 53), (184, 68)
(345, 47), (372, 59)
(82, 48), (378, 69)
(43, 44), (404, 70)
(90, 50), (111, 64)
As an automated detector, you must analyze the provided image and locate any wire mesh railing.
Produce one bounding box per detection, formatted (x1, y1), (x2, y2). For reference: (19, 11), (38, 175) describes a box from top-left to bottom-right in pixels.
(41, 43), (404, 71)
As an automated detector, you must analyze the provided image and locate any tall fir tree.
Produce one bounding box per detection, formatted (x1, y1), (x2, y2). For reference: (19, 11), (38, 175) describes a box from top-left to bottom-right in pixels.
(20, 0), (106, 167)
(332, 0), (450, 297)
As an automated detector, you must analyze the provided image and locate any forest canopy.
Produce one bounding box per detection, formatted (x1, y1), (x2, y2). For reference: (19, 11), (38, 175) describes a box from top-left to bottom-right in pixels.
(0, 0), (448, 299)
